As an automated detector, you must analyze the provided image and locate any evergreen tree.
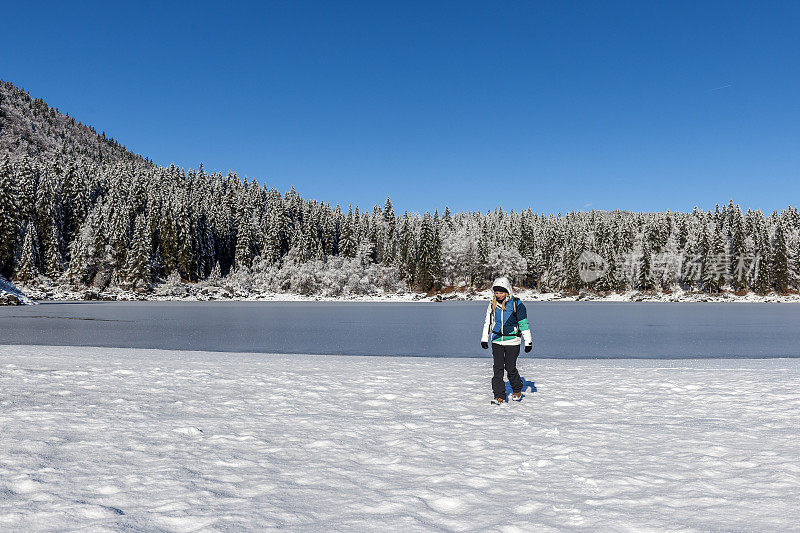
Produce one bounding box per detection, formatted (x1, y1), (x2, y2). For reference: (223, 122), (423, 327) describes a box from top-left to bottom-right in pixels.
(0, 156), (19, 277)
(16, 156), (38, 223)
(753, 228), (772, 294)
(339, 206), (358, 258)
(519, 210), (538, 288)
(442, 205), (452, 228)
(382, 197), (396, 265)
(234, 208), (254, 270)
(729, 210), (746, 290)
(66, 214), (99, 285)
(125, 214), (152, 290)
(320, 208), (335, 257)
(397, 214), (414, 283)
(638, 241), (654, 290)
(44, 219), (65, 278)
(709, 224), (727, 291)
(416, 211), (440, 292)
(772, 223), (789, 293)
(16, 223), (39, 281)
(174, 190), (194, 278)
(261, 211), (282, 265)
(700, 226), (719, 293)
(476, 219), (491, 286)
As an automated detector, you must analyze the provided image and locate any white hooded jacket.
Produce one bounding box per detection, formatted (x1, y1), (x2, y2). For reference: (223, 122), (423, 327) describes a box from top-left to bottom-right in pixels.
(481, 277), (533, 347)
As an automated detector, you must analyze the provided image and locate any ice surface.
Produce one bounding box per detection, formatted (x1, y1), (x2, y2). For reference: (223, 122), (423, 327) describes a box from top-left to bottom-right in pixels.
(1, 345), (799, 531)
(5, 301), (800, 358)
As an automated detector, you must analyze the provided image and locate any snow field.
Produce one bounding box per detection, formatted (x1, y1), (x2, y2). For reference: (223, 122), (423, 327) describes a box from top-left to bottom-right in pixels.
(1, 345), (799, 531)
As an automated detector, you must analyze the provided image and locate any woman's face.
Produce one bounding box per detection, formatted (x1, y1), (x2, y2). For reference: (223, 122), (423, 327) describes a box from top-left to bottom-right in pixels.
(494, 289), (507, 302)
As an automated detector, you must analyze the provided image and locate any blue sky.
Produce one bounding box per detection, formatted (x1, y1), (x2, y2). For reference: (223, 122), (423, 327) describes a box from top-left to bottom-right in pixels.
(2, 1), (798, 214)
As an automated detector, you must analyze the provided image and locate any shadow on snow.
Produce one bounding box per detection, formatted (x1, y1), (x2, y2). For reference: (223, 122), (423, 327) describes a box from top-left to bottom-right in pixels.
(505, 377), (536, 401)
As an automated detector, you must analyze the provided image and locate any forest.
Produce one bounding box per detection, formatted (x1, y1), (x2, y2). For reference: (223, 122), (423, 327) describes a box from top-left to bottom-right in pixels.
(1, 80), (798, 298)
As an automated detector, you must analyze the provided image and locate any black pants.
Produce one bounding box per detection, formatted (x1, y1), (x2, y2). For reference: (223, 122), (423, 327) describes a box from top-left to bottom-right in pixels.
(492, 343), (523, 400)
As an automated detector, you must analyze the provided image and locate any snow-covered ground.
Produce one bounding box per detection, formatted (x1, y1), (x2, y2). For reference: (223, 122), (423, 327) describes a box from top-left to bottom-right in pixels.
(0, 276), (33, 305)
(2, 345), (799, 531)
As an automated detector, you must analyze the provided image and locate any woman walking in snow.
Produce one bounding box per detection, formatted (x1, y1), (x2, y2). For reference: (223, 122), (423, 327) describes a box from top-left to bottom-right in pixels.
(481, 277), (533, 404)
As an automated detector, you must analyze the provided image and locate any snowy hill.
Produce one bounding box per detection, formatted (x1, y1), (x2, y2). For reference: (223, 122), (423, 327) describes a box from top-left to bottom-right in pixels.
(0, 80), (144, 166)
(0, 275), (33, 305)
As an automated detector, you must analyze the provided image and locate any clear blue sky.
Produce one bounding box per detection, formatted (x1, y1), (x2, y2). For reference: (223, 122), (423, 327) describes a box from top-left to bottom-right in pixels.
(2, 1), (798, 214)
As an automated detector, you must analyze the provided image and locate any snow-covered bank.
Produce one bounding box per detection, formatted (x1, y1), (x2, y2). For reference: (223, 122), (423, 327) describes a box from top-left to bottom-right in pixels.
(2, 346), (799, 531)
(13, 276), (800, 303)
(0, 276), (33, 305)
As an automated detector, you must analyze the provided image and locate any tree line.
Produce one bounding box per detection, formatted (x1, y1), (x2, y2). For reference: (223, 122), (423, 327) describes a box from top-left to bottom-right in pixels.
(1, 154), (798, 296)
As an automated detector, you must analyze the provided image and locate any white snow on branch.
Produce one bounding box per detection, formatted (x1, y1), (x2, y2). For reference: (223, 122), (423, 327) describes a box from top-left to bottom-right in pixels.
(0, 275), (34, 305)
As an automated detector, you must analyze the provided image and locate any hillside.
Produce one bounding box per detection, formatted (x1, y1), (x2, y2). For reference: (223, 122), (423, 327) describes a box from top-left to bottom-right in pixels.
(0, 80), (143, 167)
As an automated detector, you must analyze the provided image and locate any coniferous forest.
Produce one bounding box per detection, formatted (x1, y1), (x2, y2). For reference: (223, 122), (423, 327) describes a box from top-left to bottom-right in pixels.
(1, 79), (799, 300)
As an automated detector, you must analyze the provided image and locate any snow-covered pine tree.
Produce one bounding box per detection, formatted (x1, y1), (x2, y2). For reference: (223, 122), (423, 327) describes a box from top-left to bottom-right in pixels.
(16, 156), (38, 224)
(261, 210), (282, 265)
(107, 193), (131, 271)
(0, 156), (19, 277)
(297, 204), (318, 263)
(638, 240), (654, 290)
(320, 207), (335, 257)
(125, 214), (152, 290)
(519, 209), (538, 288)
(772, 222), (789, 293)
(382, 197), (396, 266)
(699, 225), (717, 293)
(44, 218), (65, 278)
(16, 222), (39, 281)
(396, 213), (414, 283)
(234, 207), (254, 270)
(432, 210), (442, 285)
(442, 205), (452, 228)
(794, 230), (800, 291)
(339, 206), (358, 258)
(729, 207), (746, 291)
(66, 213), (100, 285)
(753, 222), (772, 294)
(474, 219), (489, 286)
(174, 188), (194, 279)
(710, 223), (727, 291)
(416, 211), (440, 292)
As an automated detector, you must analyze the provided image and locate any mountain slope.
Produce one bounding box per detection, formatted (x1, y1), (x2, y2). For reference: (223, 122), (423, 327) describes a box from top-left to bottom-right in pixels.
(0, 80), (144, 166)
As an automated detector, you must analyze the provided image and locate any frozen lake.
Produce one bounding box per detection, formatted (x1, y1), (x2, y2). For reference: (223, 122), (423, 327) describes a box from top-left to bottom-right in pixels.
(2, 301), (799, 358)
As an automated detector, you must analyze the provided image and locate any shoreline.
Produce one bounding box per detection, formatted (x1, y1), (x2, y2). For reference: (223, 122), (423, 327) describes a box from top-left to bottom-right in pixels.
(13, 283), (800, 304)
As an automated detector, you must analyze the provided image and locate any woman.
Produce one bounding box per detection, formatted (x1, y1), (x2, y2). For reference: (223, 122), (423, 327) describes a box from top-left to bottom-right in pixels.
(481, 276), (533, 404)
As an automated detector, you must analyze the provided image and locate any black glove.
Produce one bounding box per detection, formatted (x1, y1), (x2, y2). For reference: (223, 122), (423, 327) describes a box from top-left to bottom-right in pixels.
(524, 344), (532, 353)
(481, 341), (489, 349)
